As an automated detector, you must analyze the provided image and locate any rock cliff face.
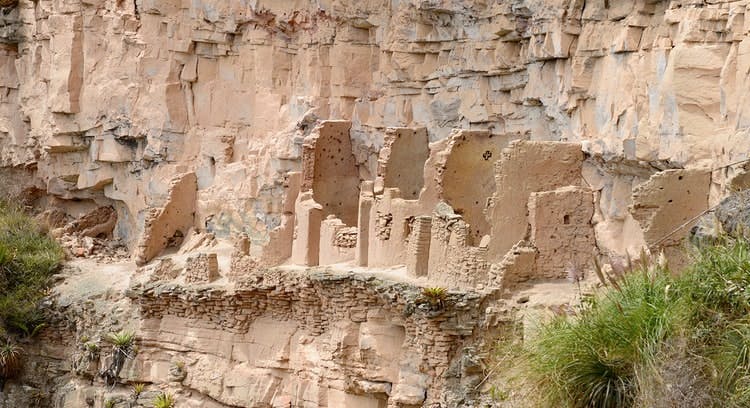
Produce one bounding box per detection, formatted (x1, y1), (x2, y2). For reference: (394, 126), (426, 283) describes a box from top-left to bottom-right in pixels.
(1, 0), (750, 407)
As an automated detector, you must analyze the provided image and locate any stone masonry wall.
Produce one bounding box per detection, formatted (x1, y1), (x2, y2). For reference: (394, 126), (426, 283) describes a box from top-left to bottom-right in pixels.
(127, 269), (494, 408)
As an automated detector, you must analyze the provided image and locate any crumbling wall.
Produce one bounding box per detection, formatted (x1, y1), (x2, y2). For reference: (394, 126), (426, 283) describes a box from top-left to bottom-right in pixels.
(290, 191), (323, 266)
(184, 253), (220, 283)
(135, 172), (197, 265)
(428, 211), (491, 288)
(319, 216), (357, 265)
(378, 127), (429, 200)
(438, 130), (509, 244)
(630, 168), (711, 264)
(529, 186), (596, 279)
(127, 269), (493, 408)
(303, 120), (360, 226)
(261, 172), (301, 266)
(489, 141), (585, 262)
(405, 215), (432, 277)
(364, 127), (431, 269)
(366, 188), (424, 268)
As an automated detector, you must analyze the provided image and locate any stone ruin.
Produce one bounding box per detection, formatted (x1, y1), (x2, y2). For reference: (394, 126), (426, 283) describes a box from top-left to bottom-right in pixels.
(101, 119), (714, 407)
(133, 120), (606, 293)
(0, 0), (745, 406)
(261, 122), (597, 292)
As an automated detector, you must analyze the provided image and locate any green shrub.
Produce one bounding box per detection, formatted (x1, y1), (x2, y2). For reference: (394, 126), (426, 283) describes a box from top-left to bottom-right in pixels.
(0, 201), (63, 336)
(680, 239), (750, 405)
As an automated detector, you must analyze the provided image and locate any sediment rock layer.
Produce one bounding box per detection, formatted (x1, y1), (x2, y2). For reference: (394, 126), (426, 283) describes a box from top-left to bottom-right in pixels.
(2, 0), (750, 407)
(1, 0), (747, 252)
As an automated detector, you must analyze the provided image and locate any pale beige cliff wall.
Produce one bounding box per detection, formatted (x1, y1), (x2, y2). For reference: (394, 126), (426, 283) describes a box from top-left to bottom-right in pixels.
(1, 0), (748, 258)
(2, 0), (750, 407)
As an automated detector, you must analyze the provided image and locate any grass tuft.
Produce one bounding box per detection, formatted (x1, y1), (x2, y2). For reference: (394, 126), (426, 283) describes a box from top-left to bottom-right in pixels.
(511, 238), (750, 408)
(0, 201), (64, 336)
(523, 262), (675, 408)
(131, 382), (146, 397)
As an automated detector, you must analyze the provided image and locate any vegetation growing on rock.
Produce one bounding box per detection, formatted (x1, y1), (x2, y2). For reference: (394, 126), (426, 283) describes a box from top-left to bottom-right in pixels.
(420, 286), (448, 310)
(0, 339), (23, 388)
(0, 201), (64, 337)
(153, 392), (175, 408)
(101, 330), (137, 385)
(510, 238), (750, 408)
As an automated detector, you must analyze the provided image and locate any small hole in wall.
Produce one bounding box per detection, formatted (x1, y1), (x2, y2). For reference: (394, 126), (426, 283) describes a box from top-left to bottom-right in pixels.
(563, 214), (570, 225)
(678, 175), (683, 180)
(668, 199), (673, 203)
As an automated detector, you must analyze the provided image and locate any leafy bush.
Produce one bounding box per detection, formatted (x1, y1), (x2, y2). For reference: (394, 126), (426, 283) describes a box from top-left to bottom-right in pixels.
(0, 201), (64, 336)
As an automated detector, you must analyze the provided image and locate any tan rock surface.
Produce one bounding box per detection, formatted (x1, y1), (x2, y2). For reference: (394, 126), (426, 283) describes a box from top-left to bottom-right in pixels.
(3, 0), (750, 406)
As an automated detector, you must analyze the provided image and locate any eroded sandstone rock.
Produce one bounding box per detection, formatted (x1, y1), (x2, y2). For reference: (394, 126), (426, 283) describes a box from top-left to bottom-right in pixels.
(3, 0), (750, 406)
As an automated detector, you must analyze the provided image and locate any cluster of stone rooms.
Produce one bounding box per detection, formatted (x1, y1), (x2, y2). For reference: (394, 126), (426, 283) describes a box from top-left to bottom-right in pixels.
(133, 119), (710, 292)
(254, 120), (597, 291)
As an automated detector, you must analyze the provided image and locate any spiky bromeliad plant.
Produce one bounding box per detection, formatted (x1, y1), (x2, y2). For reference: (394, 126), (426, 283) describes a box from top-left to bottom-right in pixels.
(101, 331), (136, 385)
(0, 339), (22, 390)
(131, 382), (146, 398)
(153, 392), (175, 408)
(0, 340), (22, 377)
(421, 286), (448, 310)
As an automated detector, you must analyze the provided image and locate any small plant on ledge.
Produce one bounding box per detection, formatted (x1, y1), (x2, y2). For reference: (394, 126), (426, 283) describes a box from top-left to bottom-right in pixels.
(84, 341), (100, 360)
(153, 392), (175, 408)
(131, 382), (146, 398)
(420, 286), (448, 310)
(0, 339), (22, 391)
(100, 330), (136, 386)
(169, 360), (187, 382)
